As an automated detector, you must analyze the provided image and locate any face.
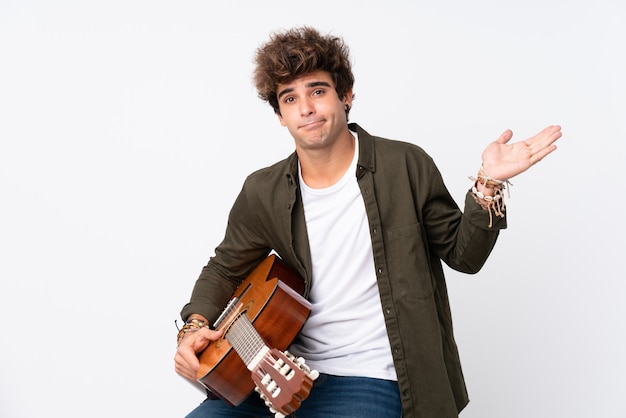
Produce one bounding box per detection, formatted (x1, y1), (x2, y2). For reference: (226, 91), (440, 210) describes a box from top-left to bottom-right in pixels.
(276, 70), (353, 152)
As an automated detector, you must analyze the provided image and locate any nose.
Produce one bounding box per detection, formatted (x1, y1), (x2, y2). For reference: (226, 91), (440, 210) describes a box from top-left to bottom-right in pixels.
(299, 97), (314, 116)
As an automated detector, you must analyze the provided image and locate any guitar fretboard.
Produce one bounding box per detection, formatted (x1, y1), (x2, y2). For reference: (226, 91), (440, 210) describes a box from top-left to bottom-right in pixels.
(225, 314), (268, 369)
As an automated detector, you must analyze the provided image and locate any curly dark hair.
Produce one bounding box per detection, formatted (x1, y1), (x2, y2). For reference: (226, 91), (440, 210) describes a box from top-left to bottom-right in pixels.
(253, 26), (355, 116)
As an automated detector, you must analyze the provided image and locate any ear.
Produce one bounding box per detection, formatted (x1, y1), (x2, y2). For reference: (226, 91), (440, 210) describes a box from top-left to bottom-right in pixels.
(342, 88), (354, 107)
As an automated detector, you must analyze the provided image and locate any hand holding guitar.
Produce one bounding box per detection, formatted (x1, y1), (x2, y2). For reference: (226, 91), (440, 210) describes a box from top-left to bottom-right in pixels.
(174, 319), (223, 381)
(174, 256), (318, 417)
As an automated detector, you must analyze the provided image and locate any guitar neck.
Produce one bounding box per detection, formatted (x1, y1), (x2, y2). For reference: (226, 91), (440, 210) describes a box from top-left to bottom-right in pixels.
(226, 314), (269, 371)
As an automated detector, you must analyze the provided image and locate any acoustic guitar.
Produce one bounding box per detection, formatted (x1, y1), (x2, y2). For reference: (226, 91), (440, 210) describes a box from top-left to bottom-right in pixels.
(195, 254), (318, 417)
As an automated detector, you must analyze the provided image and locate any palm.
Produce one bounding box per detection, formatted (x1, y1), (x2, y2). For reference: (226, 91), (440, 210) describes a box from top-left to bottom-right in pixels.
(481, 125), (562, 180)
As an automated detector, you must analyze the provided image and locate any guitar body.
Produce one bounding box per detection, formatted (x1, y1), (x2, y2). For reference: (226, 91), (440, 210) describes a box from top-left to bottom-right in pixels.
(196, 255), (311, 407)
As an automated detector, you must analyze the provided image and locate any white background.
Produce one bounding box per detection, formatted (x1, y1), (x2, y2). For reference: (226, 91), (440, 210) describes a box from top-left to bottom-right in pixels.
(1, 1), (625, 417)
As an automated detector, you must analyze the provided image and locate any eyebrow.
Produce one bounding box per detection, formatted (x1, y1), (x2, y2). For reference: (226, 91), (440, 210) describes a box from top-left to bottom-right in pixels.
(277, 81), (332, 100)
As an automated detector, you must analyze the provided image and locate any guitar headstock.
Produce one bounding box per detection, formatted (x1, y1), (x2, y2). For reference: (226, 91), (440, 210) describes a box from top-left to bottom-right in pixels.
(251, 349), (319, 417)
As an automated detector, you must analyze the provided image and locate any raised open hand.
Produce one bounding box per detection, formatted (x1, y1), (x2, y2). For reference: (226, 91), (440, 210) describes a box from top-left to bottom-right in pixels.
(481, 125), (563, 181)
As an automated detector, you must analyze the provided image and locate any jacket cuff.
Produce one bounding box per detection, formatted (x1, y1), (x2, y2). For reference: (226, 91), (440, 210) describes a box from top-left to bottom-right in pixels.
(465, 190), (508, 230)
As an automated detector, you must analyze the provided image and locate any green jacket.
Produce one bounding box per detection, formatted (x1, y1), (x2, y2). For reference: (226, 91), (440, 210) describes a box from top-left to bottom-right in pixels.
(181, 123), (507, 418)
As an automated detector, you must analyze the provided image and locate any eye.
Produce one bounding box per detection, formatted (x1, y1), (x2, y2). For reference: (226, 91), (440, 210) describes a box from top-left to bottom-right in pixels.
(313, 89), (325, 96)
(283, 96), (295, 104)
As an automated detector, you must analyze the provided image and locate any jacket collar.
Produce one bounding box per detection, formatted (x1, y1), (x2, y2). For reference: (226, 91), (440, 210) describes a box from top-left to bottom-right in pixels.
(350, 122), (376, 176)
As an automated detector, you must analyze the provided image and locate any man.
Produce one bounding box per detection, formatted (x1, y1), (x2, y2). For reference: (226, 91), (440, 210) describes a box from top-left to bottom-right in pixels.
(174, 26), (563, 418)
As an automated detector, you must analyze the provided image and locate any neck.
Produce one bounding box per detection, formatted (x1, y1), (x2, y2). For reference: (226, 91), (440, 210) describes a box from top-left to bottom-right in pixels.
(298, 128), (355, 189)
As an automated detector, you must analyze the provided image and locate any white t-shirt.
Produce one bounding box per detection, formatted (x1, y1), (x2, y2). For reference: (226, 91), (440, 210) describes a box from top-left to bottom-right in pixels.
(289, 132), (397, 381)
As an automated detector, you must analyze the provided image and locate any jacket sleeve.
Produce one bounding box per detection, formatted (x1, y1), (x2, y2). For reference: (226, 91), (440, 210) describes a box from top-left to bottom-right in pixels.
(420, 160), (507, 274)
(180, 180), (272, 323)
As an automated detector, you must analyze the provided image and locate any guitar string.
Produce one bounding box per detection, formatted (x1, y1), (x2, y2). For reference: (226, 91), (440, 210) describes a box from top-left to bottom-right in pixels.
(228, 317), (265, 365)
(226, 314), (267, 366)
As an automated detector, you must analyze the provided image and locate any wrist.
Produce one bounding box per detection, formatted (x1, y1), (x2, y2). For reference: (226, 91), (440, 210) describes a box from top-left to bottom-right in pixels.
(468, 164), (512, 228)
(176, 317), (209, 346)
(473, 176), (496, 197)
(187, 314), (208, 323)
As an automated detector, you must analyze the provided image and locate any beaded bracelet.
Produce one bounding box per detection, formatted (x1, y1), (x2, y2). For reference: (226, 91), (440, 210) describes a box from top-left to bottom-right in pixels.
(176, 318), (208, 346)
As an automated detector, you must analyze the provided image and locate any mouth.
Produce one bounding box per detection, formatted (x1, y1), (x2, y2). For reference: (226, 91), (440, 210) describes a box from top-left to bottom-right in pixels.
(299, 119), (324, 130)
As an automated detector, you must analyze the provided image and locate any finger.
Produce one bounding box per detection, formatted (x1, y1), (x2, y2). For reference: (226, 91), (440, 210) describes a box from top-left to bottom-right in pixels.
(175, 344), (201, 380)
(544, 125), (563, 146)
(494, 129), (513, 144)
(174, 351), (195, 380)
(530, 144), (558, 165)
(524, 125), (562, 154)
(173, 329), (223, 380)
(543, 124), (562, 135)
(197, 327), (223, 342)
(534, 125), (562, 146)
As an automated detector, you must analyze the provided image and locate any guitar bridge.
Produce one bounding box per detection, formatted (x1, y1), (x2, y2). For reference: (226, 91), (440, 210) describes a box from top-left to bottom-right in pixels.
(213, 296), (240, 329)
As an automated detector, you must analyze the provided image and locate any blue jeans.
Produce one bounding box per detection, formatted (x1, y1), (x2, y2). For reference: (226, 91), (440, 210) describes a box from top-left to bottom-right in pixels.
(185, 374), (402, 418)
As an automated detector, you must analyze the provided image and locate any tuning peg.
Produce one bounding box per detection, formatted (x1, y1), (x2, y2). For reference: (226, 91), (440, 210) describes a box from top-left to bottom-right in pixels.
(284, 351), (319, 380)
(307, 369), (320, 380)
